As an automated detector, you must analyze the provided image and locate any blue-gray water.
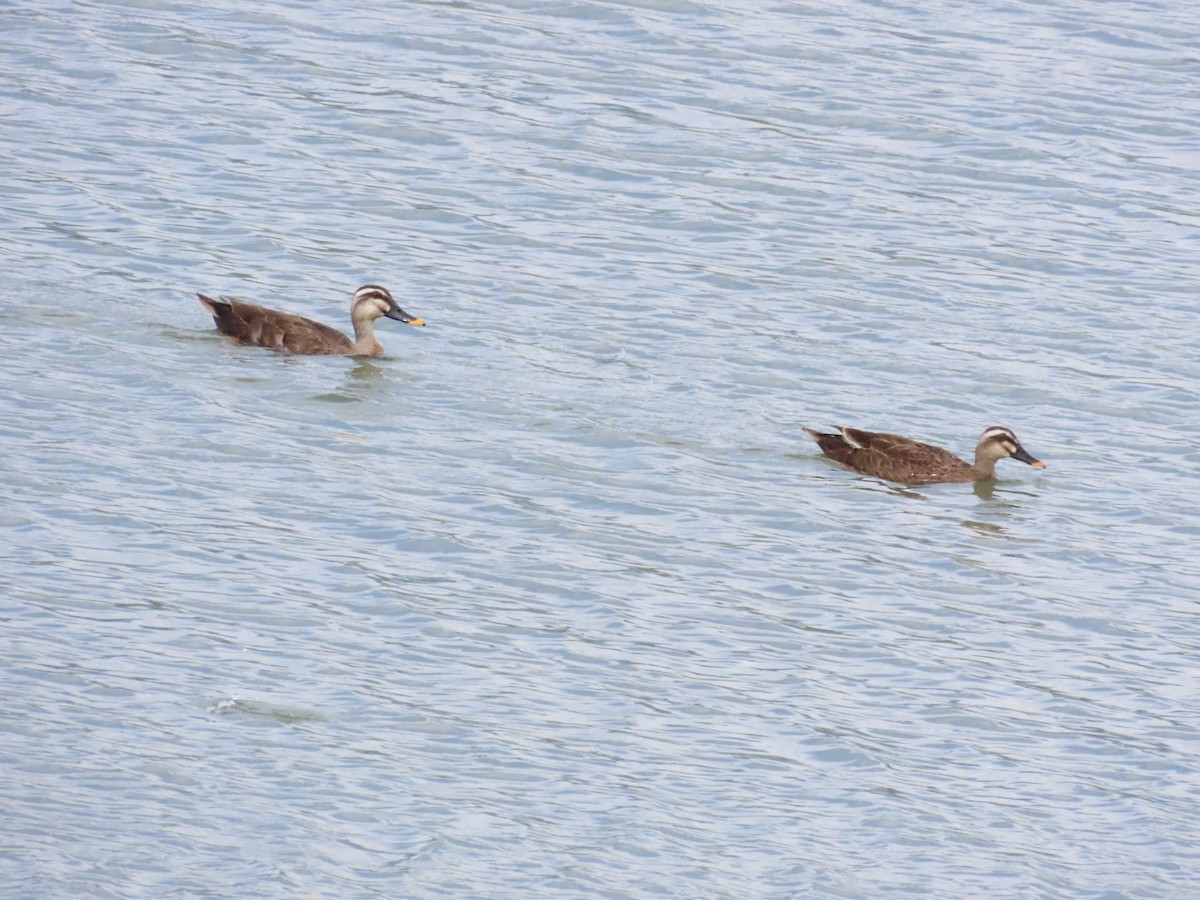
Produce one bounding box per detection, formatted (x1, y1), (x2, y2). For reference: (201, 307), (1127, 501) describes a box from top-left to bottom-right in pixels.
(2, 0), (1199, 896)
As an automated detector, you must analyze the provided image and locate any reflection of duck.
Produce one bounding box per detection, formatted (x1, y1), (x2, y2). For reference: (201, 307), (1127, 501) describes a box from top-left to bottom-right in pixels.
(804, 425), (1045, 485)
(197, 284), (425, 357)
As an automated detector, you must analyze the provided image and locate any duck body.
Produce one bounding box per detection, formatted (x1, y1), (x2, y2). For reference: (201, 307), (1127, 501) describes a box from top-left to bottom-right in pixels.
(197, 295), (355, 355)
(197, 284), (424, 357)
(804, 425), (1044, 485)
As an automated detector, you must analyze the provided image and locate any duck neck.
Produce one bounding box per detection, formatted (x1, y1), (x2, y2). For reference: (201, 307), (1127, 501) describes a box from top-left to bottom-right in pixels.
(972, 448), (999, 479)
(351, 318), (384, 357)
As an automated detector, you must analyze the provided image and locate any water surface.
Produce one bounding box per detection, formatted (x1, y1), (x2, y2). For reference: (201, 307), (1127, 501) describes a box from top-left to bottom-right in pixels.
(2, 0), (1199, 896)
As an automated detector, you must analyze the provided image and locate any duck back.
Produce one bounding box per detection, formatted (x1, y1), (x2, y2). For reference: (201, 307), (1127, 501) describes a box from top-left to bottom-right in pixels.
(198, 295), (353, 355)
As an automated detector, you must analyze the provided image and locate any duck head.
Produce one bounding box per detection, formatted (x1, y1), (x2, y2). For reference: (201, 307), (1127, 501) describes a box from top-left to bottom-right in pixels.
(351, 284), (426, 327)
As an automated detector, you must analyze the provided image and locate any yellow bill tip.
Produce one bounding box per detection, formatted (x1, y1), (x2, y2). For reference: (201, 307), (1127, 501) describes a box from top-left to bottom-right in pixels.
(407, 318), (426, 327)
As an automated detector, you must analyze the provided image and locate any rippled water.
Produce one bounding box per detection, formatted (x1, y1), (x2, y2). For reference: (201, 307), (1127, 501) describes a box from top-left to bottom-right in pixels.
(3, 0), (1199, 895)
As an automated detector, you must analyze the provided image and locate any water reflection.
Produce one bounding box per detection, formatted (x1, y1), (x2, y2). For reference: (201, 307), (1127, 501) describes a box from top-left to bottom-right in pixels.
(961, 518), (1005, 536)
(963, 478), (1039, 534)
(973, 480), (997, 502)
(208, 695), (326, 724)
(882, 482), (928, 501)
(310, 359), (386, 403)
(347, 359), (385, 383)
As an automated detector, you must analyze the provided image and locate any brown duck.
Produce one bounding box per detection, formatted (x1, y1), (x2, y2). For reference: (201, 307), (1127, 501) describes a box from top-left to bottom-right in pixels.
(197, 284), (425, 357)
(804, 425), (1045, 485)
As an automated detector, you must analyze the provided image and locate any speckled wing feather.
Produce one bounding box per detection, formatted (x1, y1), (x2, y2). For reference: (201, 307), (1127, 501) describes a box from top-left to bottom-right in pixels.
(806, 427), (975, 484)
(199, 294), (353, 355)
(847, 429), (971, 484)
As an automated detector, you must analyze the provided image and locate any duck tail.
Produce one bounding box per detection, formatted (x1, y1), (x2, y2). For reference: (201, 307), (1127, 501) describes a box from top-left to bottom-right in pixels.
(197, 293), (234, 329)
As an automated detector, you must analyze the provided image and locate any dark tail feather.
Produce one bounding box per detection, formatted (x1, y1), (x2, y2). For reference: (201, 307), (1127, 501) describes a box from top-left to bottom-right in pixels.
(197, 293), (230, 327)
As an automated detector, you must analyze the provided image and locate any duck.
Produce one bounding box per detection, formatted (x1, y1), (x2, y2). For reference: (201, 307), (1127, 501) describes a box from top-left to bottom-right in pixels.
(197, 284), (425, 357)
(803, 424), (1045, 485)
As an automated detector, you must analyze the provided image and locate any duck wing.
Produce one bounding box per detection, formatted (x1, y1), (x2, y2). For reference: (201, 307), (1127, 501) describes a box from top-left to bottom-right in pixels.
(807, 427), (972, 484)
(198, 294), (353, 355)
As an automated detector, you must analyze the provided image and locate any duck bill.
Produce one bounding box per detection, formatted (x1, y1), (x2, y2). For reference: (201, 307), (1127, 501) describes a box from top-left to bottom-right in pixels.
(1012, 445), (1045, 468)
(386, 306), (426, 326)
